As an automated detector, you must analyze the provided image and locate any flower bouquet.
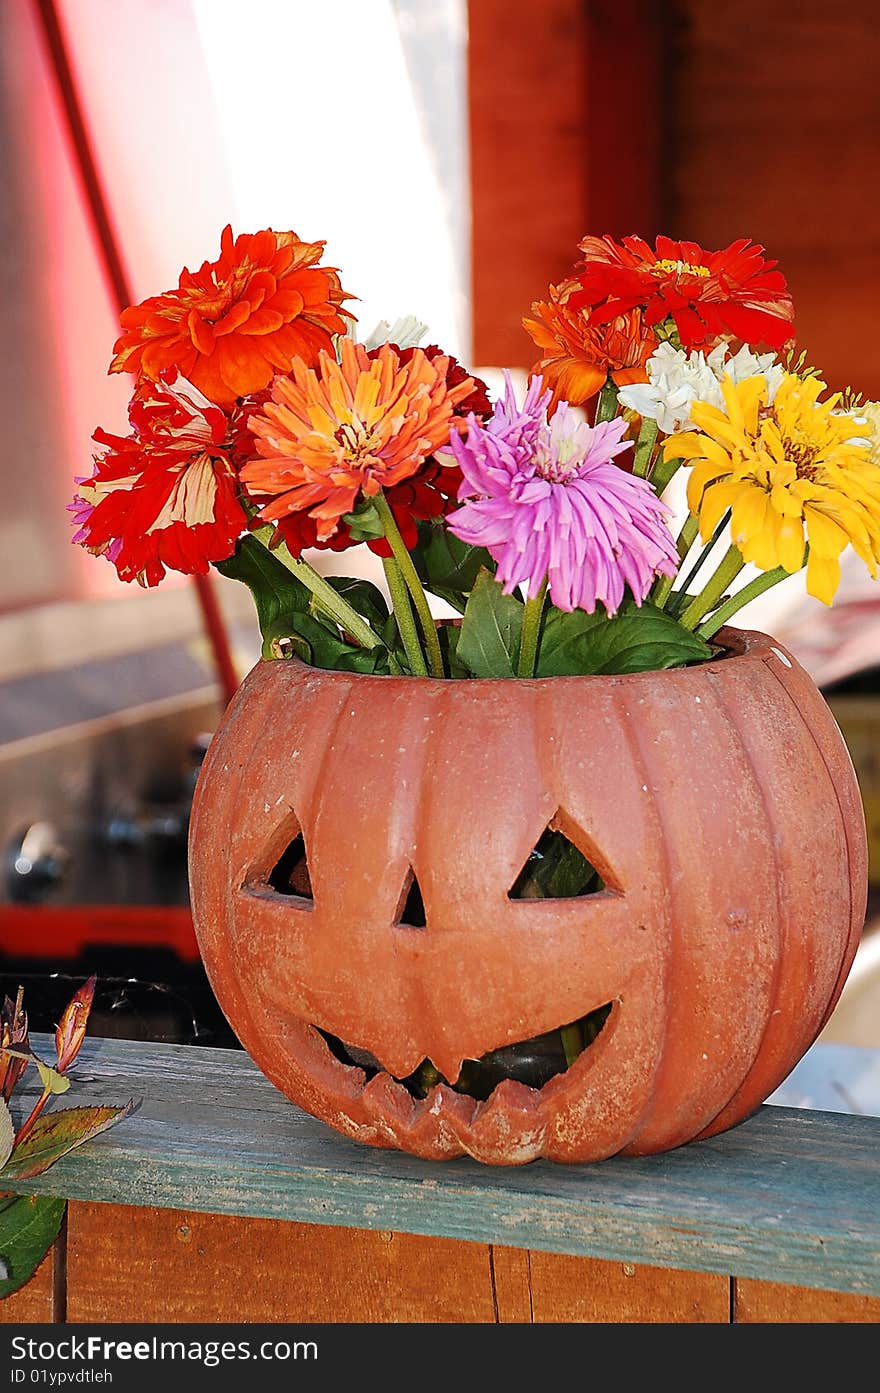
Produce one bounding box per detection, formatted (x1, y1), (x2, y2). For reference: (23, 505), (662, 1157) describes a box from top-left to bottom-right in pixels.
(69, 227), (874, 1164)
(71, 228), (880, 686)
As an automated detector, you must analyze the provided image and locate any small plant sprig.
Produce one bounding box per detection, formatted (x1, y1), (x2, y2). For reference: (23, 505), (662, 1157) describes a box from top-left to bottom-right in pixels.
(0, 978), (133, 1298)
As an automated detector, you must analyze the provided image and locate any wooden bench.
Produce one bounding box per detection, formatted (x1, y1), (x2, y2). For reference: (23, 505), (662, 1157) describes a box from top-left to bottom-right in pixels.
(2, 1034), (879, 1323)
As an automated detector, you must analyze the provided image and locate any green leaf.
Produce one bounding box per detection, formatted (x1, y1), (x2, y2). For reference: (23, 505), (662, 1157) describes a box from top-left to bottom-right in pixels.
(535, 608), (605, 676)
(215, 534), (310, 656)
(379, 614), (408, 675)
(436, 621), (468, 679)
(342, 498), (385, 542)
(323, 577), (389, 634)
(536, 601), (712, 677)
(35, 1060), (70, 1096)
(413, 520), (496, 613)
(0, 1195), (65, 1299)
(456, 569), (524, 678)
(284, 613), (391, 675)
(1, 1102), (134, 1181)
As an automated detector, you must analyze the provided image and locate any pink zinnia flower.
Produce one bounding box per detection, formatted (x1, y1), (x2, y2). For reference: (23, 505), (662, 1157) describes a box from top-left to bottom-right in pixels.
(447, 374), (679, 614)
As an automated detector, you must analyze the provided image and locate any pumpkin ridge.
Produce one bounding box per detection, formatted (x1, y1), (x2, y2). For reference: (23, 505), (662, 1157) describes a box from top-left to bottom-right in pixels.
(760, 653), (865, 1029)
(695, 649), (854, 1140)
(613, 679), (679, 1158)
(535, 678), (663, 1161)
(690, 670), (787, 1144)
(190, 661), (285, 1076)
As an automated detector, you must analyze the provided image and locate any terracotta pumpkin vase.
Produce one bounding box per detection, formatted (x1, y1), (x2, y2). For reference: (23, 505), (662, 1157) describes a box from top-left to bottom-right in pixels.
(188, 626), (867, 1165)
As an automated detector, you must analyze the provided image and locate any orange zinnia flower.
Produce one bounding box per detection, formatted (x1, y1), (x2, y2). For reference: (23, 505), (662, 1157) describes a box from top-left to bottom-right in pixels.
(523, 277), (656, 407)
(110, 225), (353, 406)
(241, 339), (473, 540)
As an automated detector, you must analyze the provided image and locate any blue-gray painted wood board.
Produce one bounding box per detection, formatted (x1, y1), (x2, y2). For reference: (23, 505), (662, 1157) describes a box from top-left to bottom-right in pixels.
(5, 1034), (879, 1296)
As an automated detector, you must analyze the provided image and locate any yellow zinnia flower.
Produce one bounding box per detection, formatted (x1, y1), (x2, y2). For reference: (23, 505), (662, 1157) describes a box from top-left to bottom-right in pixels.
(665, 373), (880, 604)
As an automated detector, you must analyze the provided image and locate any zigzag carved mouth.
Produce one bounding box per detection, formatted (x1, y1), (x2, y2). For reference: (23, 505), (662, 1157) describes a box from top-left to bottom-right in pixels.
(318, 1001), (614, 1102)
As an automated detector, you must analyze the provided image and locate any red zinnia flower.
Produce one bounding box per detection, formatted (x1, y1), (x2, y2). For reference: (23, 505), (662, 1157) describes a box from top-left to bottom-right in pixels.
(110, 225), (354, 406)
(72, 374), (247, 586)
(390, 343), (493, 420)
(570, 234), (795, 352)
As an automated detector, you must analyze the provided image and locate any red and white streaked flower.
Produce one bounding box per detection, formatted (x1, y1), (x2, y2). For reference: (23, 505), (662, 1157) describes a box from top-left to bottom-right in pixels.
(71, 372), (247, 586)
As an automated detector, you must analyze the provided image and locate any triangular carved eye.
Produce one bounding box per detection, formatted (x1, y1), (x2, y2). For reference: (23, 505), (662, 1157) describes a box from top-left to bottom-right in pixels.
(395, 869), (427, 928)
(508, 827), (605, 900)
(268, 832), (313, 900)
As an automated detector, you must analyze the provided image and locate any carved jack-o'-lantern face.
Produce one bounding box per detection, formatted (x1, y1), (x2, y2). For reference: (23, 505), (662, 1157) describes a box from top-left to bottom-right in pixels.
(189, 629), (866, 1165)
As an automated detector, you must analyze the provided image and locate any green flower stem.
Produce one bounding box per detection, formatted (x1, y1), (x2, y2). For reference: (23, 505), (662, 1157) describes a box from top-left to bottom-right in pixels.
(560, 1022), (583, 1067)
(382, 557), (428, 676)
(678, 544), (746, 631)
(696, 565), (791, 640)
(650, 513), (700, 609)
(648, 453), (682, 497)
(595, 381), (619, 423)
(517, 579), (548, 678)
(250, 525), (383, 650)
(674, 512), (700, 561)
(632, 418), (659, 478)
(374, 492), (444, 678)
(670, 510), (731, 611)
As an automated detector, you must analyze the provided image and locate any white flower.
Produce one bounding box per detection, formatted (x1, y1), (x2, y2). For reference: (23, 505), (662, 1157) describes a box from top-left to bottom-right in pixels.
(618, 342), (784, 434)
(839, 400), (880, 456)
(361, 315), (429, 351)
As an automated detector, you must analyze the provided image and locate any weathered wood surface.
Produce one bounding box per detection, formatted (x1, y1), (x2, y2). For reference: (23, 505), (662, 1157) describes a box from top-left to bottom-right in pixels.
(64, 1202), (730, 1324)
(0, 1245), (57, 1323)
(5, 1035), (880, 1298)
(733, 1276), (880, 1324)
(66, 1203), (500, 1324)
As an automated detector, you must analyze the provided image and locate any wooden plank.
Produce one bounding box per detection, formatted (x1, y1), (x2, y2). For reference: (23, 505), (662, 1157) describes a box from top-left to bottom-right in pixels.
(5, 1035), (880, 1298)
(528, 1251), (728, 1323)
(0, 1243), (58, 1323)
(66, 1202), (497, 1323)
(468, 0), (590, 367)
(734, 1277), (880, 1324)
(467, 0), (667, 369)
(490, 1245), (533, 1322)
(670, 0), (880, 399)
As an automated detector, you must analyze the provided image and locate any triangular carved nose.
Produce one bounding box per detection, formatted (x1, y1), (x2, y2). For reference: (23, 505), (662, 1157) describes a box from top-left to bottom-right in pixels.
(395, 868), (427, 929)
(508, 824), (605, 900)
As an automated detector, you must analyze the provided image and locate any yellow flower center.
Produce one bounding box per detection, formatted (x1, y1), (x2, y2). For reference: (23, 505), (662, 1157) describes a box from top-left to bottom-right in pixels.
(653, 258), (710, 279)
